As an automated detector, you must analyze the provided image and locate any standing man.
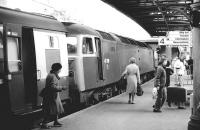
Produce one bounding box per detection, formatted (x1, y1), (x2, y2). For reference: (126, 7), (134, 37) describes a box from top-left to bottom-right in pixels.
(160, 54), (167, 61)
(187, 56), (193, 79)
(153, 60), (166, 112)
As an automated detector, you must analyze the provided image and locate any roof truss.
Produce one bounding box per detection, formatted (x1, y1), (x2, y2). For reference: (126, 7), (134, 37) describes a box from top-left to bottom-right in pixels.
(102, 0), (192, 36)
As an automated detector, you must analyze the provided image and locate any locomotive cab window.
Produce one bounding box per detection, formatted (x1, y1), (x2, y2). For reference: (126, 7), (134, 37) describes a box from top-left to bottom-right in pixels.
(82, 37), (94, 54)
(7, 37), (21, 72)
(67, 37), (77, 54)
(95, 37), (101, 57)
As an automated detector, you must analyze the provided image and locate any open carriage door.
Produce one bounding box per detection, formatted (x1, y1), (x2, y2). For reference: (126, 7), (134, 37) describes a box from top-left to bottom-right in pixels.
(33, 29), (68, 106)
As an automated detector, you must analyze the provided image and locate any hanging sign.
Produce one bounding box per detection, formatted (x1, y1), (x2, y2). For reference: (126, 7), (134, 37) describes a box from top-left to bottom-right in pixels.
(158, 31), (192, 46)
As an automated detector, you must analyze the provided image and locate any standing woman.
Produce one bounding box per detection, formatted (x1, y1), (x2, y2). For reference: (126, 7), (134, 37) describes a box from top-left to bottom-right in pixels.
(122, 57), (140, 104)
(41, 63), (65, 129)
(174, 58), (185, 86)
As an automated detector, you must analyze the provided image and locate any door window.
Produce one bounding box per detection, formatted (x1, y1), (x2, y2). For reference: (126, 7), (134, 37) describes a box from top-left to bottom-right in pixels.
(0, 25), (3, 73)
(67, 37), (77, 54)
(48, 35), (59, 49)
(7, 37), (21, 72)
(82, 37), (94, 54)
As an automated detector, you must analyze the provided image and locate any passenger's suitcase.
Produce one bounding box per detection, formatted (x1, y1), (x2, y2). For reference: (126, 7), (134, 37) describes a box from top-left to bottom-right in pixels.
(167, 87), (187, 103)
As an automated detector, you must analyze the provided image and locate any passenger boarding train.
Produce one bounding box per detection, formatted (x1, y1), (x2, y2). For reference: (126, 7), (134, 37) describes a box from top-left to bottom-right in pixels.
(0, 7), (155, 119)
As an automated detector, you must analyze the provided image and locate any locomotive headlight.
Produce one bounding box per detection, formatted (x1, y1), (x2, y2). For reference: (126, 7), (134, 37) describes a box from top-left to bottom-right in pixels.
(7, 31), (11, 35)
(7, 74), (12, 80)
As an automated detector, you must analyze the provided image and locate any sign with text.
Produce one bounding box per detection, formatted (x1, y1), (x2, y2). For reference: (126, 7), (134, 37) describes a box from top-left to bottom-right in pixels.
(158, 31), (192, 46)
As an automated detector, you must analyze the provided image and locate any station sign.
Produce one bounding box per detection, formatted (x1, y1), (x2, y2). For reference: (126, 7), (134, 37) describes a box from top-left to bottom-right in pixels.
(158, 31), (192, 46)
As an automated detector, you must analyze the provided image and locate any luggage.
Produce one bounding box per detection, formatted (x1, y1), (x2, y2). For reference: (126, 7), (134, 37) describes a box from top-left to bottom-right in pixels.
(136, 83), (143, 96)
(167, 87), (187, 103)
(152, 87), (157, 100)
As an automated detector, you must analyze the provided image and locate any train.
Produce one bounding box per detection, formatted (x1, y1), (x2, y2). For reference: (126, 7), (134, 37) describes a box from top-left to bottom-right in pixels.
(63, 22), (155, 105)
(0, 6), (155, 123)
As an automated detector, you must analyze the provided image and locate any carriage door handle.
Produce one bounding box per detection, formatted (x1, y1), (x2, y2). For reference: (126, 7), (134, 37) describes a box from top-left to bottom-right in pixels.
(37, 70), (41, 81)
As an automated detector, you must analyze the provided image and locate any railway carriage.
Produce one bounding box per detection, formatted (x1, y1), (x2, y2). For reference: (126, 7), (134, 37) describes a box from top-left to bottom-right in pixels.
(0, 7), (69, 118)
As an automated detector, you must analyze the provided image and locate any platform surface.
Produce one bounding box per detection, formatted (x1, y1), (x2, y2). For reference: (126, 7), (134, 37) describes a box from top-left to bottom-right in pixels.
(34, 74), (192, 130)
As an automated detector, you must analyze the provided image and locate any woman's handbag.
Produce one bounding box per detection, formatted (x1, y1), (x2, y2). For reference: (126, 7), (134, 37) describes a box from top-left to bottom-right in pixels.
(39, 87), (48, 98)
(136, 83), (143, 96)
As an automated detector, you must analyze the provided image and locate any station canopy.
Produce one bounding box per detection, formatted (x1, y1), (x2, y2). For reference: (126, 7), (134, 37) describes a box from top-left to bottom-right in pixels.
(101, 0), (192, 37)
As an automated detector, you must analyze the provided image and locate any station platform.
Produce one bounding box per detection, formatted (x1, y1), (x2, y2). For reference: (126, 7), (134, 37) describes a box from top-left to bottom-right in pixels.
(34, 74), (193, 130)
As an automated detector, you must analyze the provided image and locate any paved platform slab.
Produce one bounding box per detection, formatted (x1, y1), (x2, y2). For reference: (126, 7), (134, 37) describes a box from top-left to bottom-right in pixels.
(34, 75), (192, 130)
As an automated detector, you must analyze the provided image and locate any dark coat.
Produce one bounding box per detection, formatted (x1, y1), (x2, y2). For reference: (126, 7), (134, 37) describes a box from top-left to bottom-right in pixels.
(187, 58), (193, 74)
(165, 67), (173, 87)
(154, 65), (166, 88)
(43, 73), (64, 115)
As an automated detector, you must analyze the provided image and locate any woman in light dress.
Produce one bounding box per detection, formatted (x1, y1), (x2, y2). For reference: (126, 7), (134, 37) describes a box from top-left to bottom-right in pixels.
(174, 58), (185, 86)
(122, 57), (140, 104)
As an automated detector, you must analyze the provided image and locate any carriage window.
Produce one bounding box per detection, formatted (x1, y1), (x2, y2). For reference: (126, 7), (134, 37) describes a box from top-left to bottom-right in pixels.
(67, 37), (77, 54)
(82, 37), (94, 54)
(0, 25), (3, 73)
(7, 37), (20, 72)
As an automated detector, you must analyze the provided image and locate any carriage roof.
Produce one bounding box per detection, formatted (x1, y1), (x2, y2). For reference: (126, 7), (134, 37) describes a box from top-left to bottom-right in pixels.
(0, 6), (66, 32)
(63, 22), (99, 36)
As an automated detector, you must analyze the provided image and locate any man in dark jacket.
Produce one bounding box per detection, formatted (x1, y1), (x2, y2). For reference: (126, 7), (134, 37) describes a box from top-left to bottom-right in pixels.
(153, 60), (166, 112)
(187, 56), (193, 79)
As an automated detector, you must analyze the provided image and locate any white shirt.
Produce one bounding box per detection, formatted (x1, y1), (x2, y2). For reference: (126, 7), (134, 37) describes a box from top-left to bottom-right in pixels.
(174, 59), (185, 75)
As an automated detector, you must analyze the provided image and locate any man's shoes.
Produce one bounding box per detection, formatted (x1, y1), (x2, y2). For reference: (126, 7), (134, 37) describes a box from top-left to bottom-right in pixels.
(168, 103), (171, 107)
(153, 109), (162, 112)
(128, 100), (131, 104)
(41, 125), (51, 129)
(53, 122), (63, 127)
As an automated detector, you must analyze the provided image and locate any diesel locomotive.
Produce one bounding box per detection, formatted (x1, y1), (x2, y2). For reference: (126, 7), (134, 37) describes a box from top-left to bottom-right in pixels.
(63, 22), (155, 105)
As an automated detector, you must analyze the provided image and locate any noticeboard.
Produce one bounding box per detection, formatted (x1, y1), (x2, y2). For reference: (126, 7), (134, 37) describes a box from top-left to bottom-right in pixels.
(158, 31), (192, 46)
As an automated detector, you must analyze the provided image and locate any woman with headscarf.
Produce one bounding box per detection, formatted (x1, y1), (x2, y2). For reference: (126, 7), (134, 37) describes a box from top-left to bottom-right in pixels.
(41, 63), (65, 129)
(122, 57), (140, 104)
